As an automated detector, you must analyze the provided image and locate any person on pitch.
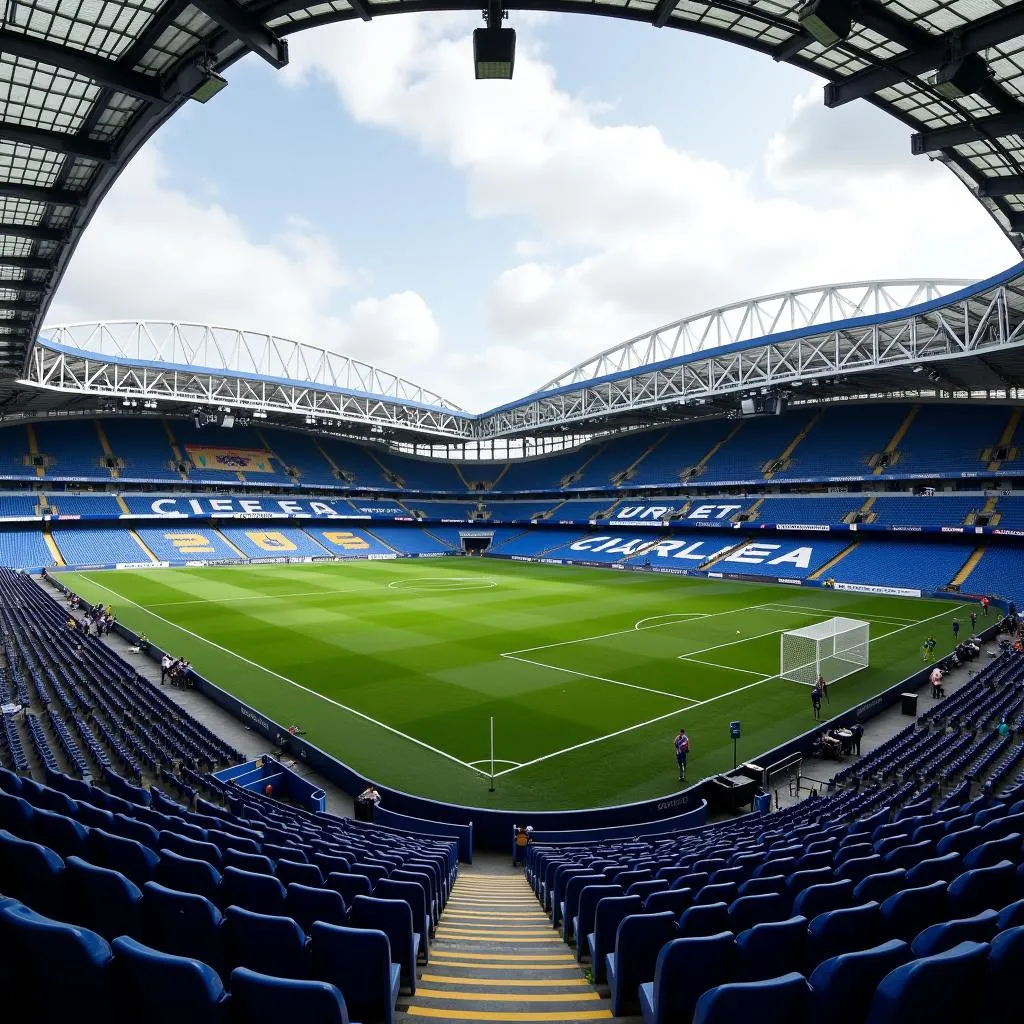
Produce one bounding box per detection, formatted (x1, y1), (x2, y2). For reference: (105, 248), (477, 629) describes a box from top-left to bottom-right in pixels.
(817, 674), (830, 704)
(674, 728), (690, 781)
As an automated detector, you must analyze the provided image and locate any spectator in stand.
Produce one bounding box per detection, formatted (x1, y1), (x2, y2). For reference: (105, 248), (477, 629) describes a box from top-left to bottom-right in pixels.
(160, 655), (171, 684)
(930, 666), (945, 699)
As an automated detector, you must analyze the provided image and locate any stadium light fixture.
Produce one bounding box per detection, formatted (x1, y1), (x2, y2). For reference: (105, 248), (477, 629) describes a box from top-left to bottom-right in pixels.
(797, 0), (852, 47)
(930, 55), (991, 100)
(474, 0), (515, 80)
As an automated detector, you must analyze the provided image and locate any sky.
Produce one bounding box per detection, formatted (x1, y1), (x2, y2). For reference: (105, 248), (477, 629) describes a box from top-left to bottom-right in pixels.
(48, 11), (1019, 412)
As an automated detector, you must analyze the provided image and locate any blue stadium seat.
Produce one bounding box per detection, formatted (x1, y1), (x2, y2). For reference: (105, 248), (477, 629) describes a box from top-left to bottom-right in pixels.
(222, 848), (274, 875)
(854, 869), (908, 906)
(807, 902), (881, 969)
(0, 828), (66, 916)
(375, 877), (432, 961)
(286, 882), (347, 934)
(807, 940), (912, 1024)
(574, 884), (621, 958)
(229, 967), (352, 1024)
(86, 827), (159, 886)
(66, 855), (144, 941)
(678, 901), (731, 939)
(737, 874), (786, 899)
(220, 865), (288, 916)
(639, 932), (735, 1024)
(156, 848), (223, 905)
(962, 833), (1021, 871)
(606, 910), (677, 1016)
(727, 892), (788, 931)
(946, 860), (1015, 918)
(310, 921), (401, 1024)
(0, 900), (116, 1023)
(910, 908), (999, 957)
(693, 971), (810, 1024)
(880, 881), (948, 942)
(348, 894), (420, 995)
(325, 871), (374, 904)
(735, 915), (806, 982)
(865, 940), (990, 1024)
(905, 852), (962, 887)
(696, 881), (739, 906)
(276, 858), (324, 888)
(223, 904), (308, 979)
(643, 888), (693, 917)
(143, 880), (225, 973)
(31, 807), (89, 860)
(112, 935), (228, 1024)
(586, 894), (642, 982)
(971, 925), (1024, 1022)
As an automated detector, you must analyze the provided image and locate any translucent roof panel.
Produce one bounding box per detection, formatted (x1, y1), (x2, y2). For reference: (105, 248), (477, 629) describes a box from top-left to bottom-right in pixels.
(1, 0), (1024, 384)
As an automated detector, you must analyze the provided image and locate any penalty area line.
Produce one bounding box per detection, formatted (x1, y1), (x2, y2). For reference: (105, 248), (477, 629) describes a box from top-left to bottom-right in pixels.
(500, 653), (701, 706)
(679, 656), (770, 678)
(75, 574), (492, 779)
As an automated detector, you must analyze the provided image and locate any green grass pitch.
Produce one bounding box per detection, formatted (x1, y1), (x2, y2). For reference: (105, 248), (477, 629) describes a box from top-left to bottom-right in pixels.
(61, 559), (967, 810)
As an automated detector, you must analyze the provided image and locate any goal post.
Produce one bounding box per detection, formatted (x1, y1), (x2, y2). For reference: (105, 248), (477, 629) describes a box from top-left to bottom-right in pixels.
(780, 617), (870, 686)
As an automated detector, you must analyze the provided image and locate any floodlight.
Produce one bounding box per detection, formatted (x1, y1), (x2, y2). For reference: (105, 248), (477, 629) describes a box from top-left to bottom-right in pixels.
(475, 2), (515, 79)
(797, 0), (852, 47)
(191, 67), (228, 104)
(930, 55), (991, 100)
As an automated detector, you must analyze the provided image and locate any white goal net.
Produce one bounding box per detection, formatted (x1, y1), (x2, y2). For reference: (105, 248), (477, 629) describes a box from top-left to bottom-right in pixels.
(780, 617), (870, 686)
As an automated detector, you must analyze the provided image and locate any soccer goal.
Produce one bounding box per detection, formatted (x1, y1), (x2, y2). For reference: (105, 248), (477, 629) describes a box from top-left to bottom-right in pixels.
(780, 617), (870, 686)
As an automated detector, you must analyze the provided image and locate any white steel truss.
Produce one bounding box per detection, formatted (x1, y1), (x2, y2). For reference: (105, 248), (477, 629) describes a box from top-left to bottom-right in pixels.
(38, 321), (465, 413)
(20, 270), (1024, 442)
(539, 279), (973, 392)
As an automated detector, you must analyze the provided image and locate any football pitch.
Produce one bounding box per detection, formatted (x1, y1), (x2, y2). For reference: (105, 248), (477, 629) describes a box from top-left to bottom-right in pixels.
(61, 559), (966, 810)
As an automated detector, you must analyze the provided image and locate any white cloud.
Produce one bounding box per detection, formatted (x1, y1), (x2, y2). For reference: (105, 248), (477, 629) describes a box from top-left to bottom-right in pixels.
(49, 145), (443, 383)
(282, 16), (1016, 404)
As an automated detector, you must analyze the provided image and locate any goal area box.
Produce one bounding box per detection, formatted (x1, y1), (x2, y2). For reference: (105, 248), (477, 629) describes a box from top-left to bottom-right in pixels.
(780, 617), (870, 686)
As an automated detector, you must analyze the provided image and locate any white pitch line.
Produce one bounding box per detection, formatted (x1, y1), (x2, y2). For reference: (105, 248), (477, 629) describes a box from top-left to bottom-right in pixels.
(675, 622), (817, 661)
(504, 601), (789, 657)
(679, 657), (770, 678)
(76, 573), (492, 779)
(493, 602), (962, 777)
(760, 602), (919, 626)
(501, 653), (700, 706)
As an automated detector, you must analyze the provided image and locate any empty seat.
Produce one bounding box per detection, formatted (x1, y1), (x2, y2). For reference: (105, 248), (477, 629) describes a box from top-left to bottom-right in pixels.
(696, 882), (739, 906)
(838, 854), (884, 884)
(221, 866), (288, 916)
(159, 830), (222, 866)
(905, 852), (962, 888)
(606, 910), (677, 1016)
(112, 935), (228, 1024)
(32, 808), (88, 860)
(735, 916), (806, 982)
(910, 909), (999, 957)
(223, 904), (308, 979)
(156, 849), (223, 905)
(325, 872), (373, 904)
(287, 882), (347, 935)
(693, 971), (810, 1024)
(644, 888), (693, 917)
(678, 901), (731, 939)
(375, 878), (431, 962)
(971, 925), (1024, 1021)
(639, 932), (735, 1024)
(574, 884), (621, 958)
(560, 873), (604, 943)
(865, 940), (990, 1024)
(143, 881), (225, 973)
(276, 859), (324, 888)
(728, 892), (788, 932)
(229, 966), (352, 1024)
(792, 879), (853, 921)
(310, 921), (401, 1024)
(348, 895), (420, 995)
(947, 860), (1015, 918)
(86, 828), (159, 886)
(0, 828), (66, 917)
(808, 902), (881, 969)
(223, 848), (275, 875)
(587, 894), (642, 983)
(962, 833), (1021, 872)
(737, 875), (786, 899)
(807, 939), (912, 1024)
(854, 869), (907, 906)
(880, 881), (948, 943)
(0, 900), (116, 1023)
(66, 855), (144, 941)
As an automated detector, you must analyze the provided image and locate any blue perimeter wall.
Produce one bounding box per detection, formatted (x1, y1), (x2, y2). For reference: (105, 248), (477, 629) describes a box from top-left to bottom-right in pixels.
(46, 567), (1009, 856)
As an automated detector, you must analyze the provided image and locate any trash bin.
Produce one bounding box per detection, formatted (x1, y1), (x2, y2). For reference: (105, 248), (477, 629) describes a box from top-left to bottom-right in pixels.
(901, 692), (918, 717)
(754, 792), (772, 815)
(354, 797), (373, 822)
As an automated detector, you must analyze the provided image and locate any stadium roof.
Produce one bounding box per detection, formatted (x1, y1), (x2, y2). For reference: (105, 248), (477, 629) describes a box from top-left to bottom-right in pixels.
(4, 0), (1024, 393)
(23, 263), (1024, 441)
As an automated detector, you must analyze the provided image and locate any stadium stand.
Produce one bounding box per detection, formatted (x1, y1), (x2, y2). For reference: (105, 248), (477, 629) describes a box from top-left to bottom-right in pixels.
(48, 495), (125, 519)
(823, 541), (978, 593)
(170, 422), (289, 484)
(493, 449), (595, 492)
(134, 527), (241, 563)
(52, 528), (151, 567)
(367, 526), (454, 555)
(870, 497), (980, 527)
(260, 429), (337, 487)
(702, 411), (822, 484)
(101, 418), (180, 483)
(384, 452), (464, 492)
(304, 526), (397, 557)
(0, 495), (40, 519)
(485, 500), (560, 521)
(628, 422), (736, 487)
(892, 406), (1014, 477)
(216, 525), (334, 559)
(960, 548), (1022, 602)
(0, 528), (57, 569)
(405, 501), (480, 521)
(317, 437), (396, 490)
(33, 421), (108, 480)
(0, 425), (37, 480)
(754, 497), (865, 525)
